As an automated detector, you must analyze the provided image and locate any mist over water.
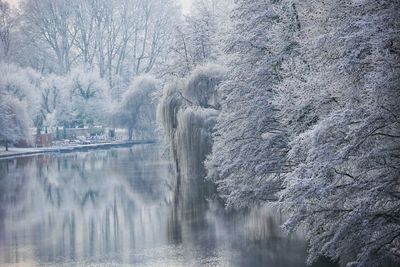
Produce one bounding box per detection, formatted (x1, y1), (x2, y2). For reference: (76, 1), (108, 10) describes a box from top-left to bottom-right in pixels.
(0, 145), (334, 267)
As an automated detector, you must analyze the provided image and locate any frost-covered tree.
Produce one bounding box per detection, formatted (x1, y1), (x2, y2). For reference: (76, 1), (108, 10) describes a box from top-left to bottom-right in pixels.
(0, 63), (40, 100)
(59, 67), (110, 127)
(163, 0), (232, 78)
(158, 64), (224, 179)
(112, 75), (158, 140)
(0, 94), (31, 150)
(0, 0), (15, 59)
(185, 0), (219, 65)
(40, 75), (61, 118)
(21, 0), (77, 74)
(35, 74), (65, 132)
(0, 63), (41, 129)
(206, 0), (300, 208)
(278, 1), (400, 266)
(89, 0), (171, 88)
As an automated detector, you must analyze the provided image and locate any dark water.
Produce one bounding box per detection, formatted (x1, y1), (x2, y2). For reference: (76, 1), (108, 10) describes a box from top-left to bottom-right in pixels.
(0, 145), (335, 267)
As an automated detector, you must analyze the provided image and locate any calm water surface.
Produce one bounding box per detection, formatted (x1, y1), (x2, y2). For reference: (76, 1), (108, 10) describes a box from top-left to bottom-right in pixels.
(0, 145), (335, 267)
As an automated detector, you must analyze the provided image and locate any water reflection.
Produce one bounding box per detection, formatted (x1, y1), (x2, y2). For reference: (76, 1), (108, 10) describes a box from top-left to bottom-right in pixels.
(0, 145), (335, 267)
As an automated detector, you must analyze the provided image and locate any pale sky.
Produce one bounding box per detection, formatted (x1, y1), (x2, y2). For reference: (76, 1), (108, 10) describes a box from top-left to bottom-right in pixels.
(4, 0), (18, 7)
(180, 0), (193, 15)
(4, 0), (193, 14)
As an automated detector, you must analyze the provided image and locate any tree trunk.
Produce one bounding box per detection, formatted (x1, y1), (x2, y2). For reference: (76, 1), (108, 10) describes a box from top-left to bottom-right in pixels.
(63, 124), (67, 139)
(5, 140), (8, 151)
(128, 128), (133, 141)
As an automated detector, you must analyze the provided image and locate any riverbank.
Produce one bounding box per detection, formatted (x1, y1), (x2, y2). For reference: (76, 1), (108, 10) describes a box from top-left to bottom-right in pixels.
(0, 140), (156, 160)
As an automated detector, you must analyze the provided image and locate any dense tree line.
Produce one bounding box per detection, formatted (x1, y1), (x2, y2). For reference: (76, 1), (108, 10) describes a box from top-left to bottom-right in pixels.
(0, 0), (228, 145)
(159, 0), (400, 266)
(205, 0), (400, 266)
(0, 0), (180, 143)
(15, 0), (177, 79)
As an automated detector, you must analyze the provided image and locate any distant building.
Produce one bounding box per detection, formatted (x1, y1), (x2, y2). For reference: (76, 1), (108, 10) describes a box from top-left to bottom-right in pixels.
(35, 134), (53, 147)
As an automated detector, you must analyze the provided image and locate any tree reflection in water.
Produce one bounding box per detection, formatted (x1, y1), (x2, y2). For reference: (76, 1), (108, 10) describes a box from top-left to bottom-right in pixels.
(0, 145), (335, 267)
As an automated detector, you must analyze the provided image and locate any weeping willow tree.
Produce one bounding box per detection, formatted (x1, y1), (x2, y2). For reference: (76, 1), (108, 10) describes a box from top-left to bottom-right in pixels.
(157, 64), (224, 180)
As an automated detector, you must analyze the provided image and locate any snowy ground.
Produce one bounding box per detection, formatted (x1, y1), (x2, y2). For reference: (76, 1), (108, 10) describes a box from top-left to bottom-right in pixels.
(0, 140), (156, 159)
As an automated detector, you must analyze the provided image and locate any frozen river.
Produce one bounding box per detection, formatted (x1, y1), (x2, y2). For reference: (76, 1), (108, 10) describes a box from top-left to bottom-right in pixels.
(0, 145), (335, 267)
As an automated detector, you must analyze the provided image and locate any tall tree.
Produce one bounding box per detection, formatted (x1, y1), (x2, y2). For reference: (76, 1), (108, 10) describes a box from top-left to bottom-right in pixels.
(206, 0), (299, 208)
(0, 94), (31, 151)
(279, 1), (400, 266)
(0, 63), (35, 150)
(0, 0), (15, 59)
(158, 64), (224, 179)
(22, 0), (77, 74)
(163, 0), (232, 78)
